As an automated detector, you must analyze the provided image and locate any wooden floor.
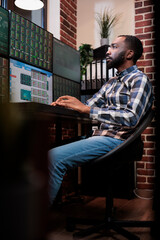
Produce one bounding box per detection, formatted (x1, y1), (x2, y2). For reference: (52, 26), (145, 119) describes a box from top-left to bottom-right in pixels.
(46, 195), (156, 240)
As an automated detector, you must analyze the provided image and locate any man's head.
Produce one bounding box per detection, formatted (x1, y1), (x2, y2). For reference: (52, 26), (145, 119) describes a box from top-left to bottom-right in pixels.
(106, 35), (143, 71)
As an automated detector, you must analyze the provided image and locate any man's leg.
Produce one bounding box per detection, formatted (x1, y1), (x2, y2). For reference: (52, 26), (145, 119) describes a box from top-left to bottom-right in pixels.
(48, 136), (123, 205)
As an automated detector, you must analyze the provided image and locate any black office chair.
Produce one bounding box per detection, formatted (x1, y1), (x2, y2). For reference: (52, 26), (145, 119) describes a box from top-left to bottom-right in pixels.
(66, 108), (155, 240)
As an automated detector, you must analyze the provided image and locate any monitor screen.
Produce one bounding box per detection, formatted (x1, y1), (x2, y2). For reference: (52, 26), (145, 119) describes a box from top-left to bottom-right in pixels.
(0, 6), (9, 57)
(0, 57), (9, 103)
(53, 37), (80, 83)
(10, 58), (53, 104)
(53, 75), (80, 101)
(9, 11), (53, 72)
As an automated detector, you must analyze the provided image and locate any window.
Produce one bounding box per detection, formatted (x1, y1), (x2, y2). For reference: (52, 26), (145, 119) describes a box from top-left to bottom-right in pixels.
(1, 0), (47, 29)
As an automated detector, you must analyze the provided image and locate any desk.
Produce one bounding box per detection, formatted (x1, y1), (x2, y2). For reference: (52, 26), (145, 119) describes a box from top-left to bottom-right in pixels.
(8, 102), (94, 145)
(1, 102), (94, 240)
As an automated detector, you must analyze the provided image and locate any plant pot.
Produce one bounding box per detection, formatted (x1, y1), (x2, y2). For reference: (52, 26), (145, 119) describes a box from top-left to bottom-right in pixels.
(100, 38), (109, 46)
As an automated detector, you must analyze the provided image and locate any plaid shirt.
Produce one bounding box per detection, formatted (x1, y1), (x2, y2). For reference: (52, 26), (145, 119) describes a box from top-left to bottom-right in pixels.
(86, 65), (153, 140)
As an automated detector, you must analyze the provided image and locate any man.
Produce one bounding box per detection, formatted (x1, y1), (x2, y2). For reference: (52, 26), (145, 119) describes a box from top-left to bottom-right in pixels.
(48, 35), (153, 205)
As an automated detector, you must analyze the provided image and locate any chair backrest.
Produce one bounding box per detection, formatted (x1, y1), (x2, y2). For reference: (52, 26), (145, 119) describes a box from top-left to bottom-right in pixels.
(91, 108), (155, 165)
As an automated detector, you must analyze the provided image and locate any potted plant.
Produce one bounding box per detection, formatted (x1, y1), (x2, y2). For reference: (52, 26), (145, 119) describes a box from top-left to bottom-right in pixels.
(96, 8), (120, 46)
(79, 43), (93, 79)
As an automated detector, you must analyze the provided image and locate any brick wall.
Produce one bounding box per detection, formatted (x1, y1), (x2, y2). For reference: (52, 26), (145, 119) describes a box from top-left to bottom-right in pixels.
(60, 0), (77, 49)
(49, 0), (78, 149)
(135, 0), (156, 192)
(48, 121), (77, 148)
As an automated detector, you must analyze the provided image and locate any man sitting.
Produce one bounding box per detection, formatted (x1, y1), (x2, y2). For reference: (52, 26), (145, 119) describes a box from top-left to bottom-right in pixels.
(48, 35), (153, 205)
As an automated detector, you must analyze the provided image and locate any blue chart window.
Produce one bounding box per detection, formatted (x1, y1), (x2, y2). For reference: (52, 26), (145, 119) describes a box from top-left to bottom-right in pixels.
(20, 73), (31, 86)
(10, 58), (53, 104)
(21, 89), (31, 101)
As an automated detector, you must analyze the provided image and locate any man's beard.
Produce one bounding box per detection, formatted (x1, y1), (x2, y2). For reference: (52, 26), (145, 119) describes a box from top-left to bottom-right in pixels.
(106, 51), (126, 69)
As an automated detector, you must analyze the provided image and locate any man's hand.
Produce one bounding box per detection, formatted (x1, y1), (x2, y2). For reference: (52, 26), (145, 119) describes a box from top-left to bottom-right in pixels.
(51, 95), (90, 114)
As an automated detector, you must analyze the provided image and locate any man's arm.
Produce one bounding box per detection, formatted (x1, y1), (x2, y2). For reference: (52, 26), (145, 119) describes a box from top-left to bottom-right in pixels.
(51, 74), (153, 127)
(51, 95), (91, 114)
(51, 79), (111, 113)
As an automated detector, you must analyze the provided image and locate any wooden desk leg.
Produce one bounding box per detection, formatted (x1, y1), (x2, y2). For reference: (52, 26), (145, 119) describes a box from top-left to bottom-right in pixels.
(78, 122), (82, 136)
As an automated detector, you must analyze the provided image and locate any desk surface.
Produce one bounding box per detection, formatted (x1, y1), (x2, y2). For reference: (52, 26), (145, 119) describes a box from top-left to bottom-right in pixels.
(1, 102), (96, 148)
(6, 102), (92, 123)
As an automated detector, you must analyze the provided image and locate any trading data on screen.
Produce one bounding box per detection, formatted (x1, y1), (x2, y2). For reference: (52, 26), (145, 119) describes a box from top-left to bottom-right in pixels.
(10, 58), (53, 104)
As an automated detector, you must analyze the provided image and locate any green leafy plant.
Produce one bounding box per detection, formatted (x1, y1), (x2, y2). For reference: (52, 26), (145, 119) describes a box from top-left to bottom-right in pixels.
(79, 44), (93, 78)
(96, 8), (119, 39)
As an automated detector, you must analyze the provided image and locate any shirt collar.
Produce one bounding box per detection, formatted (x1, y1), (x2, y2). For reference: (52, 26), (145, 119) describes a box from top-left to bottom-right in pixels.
(116, 65), (138, 81)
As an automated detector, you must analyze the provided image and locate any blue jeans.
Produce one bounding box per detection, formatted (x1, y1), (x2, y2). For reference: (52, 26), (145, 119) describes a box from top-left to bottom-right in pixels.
(48, 136), (123, 205)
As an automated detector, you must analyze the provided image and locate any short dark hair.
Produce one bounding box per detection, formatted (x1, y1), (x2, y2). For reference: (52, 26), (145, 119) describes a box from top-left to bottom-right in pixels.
(118, 35), (143, 64)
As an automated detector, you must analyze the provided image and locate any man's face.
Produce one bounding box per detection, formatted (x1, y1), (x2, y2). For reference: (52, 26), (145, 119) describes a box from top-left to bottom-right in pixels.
(106, 37), (128, 70)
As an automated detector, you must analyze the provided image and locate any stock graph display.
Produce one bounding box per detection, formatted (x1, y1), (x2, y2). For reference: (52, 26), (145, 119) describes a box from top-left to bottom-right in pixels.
(10, 58), (53, 104)
(9, 11), (53, 72)
(0, 6), (9, 57)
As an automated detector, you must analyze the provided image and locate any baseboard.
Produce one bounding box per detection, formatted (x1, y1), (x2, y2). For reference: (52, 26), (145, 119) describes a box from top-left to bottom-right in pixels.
(134, 188), (154, 199)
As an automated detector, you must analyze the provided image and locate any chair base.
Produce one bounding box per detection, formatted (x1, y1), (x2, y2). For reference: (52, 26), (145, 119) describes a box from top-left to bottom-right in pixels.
(66, 217), (154, 240)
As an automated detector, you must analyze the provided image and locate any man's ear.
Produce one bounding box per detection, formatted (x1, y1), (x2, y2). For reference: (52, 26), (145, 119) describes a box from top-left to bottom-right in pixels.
(126, 50), (134, 60)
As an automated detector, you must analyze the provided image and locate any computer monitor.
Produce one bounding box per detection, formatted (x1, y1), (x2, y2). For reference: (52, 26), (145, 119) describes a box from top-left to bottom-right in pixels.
(53, 74), (80, 101)
(0, 57), (9, 103)
(0, 6), (9, 57)
(9, 11), (53, 72)
(53, 37), (80, 83)
(10, 58), (53, 104)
